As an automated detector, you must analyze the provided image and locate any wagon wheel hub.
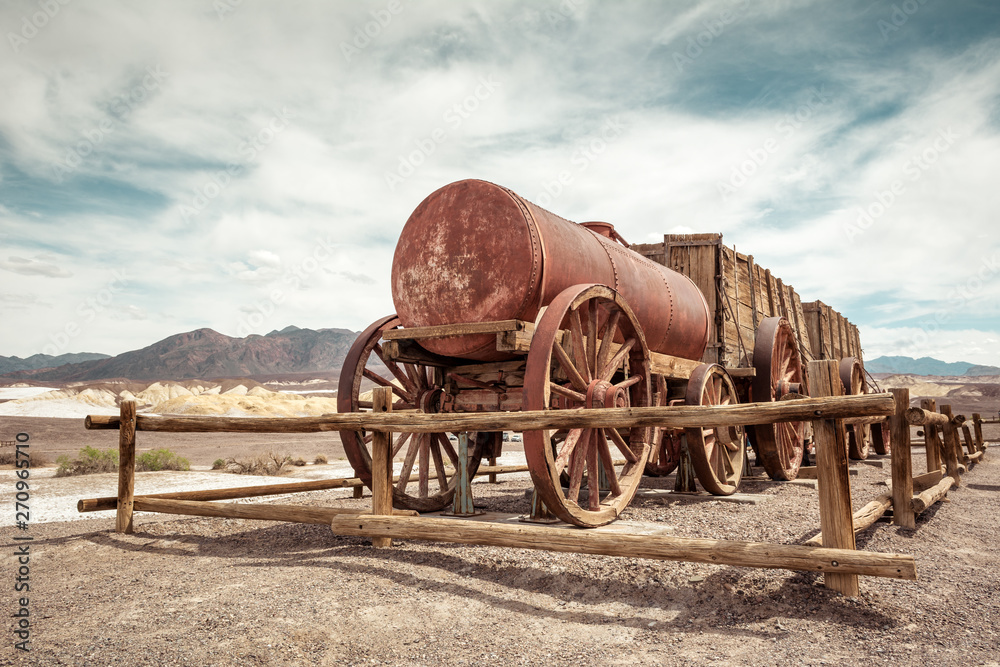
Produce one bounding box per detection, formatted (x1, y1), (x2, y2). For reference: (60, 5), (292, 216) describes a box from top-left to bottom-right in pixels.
(417, 387), (442, 414)
(585, 380), (627, 410)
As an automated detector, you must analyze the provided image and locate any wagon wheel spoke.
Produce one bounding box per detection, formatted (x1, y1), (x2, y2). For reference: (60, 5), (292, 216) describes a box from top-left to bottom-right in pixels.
(569, 308), (592, 383)
(614, 374), (642, 391)
(429, 435), (448, 490)
(397, 434), (421, 493)
(418, 434), (430, 497)
(596, 429), (622, 496)
(586, 304), (599, 375)
(549, 382), (587, 403)
(391, 431), (411, 458)
(596, 309), (621, 378)
(587, 428), (601, 511)
(553, 340), (589, 393)
(373, 344), (418, 395)
(439, 433), (459, 468)
(607, 424), (639, 464)
(600, 337), (635, 382)
(566, 428), (591, 503)
(554, 427), (584, 473)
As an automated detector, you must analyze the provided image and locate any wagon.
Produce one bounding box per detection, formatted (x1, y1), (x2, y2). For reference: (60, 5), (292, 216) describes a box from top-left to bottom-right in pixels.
(337, 180), (876, 527)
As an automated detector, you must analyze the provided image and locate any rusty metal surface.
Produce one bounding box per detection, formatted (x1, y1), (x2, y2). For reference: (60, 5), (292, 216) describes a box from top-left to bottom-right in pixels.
(391, 179), (710, 361)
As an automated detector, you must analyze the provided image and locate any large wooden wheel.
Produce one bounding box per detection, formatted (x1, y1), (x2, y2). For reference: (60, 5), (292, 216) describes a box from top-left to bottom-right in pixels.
(337, 315), (484, 512)
(749, 317), (807, 480)
(523, 284), (652, 527)
(840, 357), (870, 460)
(686, 364), (745, 495)
(644, 375), (682, 476)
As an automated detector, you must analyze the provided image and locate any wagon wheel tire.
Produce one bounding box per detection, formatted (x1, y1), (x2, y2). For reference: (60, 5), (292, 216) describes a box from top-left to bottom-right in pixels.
(337, 315), (484, 512)
(872, 420), (891, 455)
(749, 317), (807, 481)
(523, 284), (652, 527)
(840, 357), (871, 460)
(686, 364), (745, 495)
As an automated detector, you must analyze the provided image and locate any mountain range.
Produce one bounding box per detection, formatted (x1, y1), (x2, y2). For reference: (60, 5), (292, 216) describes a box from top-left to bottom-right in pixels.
(0, 326), (359, 382)
(0, 352), (110, 375)
(866, 355), (1000, 376)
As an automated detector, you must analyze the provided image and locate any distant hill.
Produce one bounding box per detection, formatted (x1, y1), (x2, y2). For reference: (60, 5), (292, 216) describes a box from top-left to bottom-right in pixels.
(1, 326), (359, 382)
(0, 352), (110, 375)
(866, 355), (1000, 376)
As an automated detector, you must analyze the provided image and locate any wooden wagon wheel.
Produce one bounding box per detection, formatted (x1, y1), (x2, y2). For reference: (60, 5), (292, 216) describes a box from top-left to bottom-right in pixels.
(686, 364), (745, 495)
(337, 315), (484, 512)
(644, 375), (682, 476)
(749, 317), (807, 481)
(840, 357), (870, 460)
(523, 284), (651, 527)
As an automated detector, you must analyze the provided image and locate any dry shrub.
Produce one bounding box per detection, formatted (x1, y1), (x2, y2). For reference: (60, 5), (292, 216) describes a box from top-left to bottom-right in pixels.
(313, 454), (328, 465)
(222, 450), (290, 476)
(55, 446), (119, 477)
(136, 448), (190, 472)
(0, 450), (50, 466)
(291, 457), (306, 467)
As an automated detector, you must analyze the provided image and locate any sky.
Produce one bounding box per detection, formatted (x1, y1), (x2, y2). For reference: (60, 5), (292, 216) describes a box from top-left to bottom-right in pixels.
(1, 0), (998, 365)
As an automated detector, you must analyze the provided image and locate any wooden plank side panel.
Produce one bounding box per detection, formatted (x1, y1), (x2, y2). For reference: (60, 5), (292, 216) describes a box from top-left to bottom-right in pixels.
(790, 290), (813, 365)
(803, 302), (823, 360)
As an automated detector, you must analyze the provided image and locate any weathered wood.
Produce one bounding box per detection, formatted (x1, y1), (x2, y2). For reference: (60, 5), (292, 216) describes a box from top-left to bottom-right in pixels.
(912, 470), (942, 494)
(911, 477), (955, 514)
(116, 400), (137, 534)
(803, 494), (893, 547)
(329, 515), (916, 581)
(940, 405), (962, 487)
(905, 408), (951, 427)
(961, 425), (977, 457)
(843, 415), (885, 426)
(84, 392), (895, 434)
(967, 450), (983, 463)
(381, 319), (530, 340)
(809, 359), (859, 596)
(380, 339), (457, 367)
(80, 476), (380, 513)
(921, 399), (941, 472)
(371, 387), (393, 548)
(972, 413), (985, 451)
(890, 388), (915, 529)
(724, 367), (756, 378)
(133, 497), (415, 523)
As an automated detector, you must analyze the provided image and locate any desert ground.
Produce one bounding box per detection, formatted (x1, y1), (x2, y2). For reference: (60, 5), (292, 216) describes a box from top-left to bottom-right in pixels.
(1, 400), (998, 666)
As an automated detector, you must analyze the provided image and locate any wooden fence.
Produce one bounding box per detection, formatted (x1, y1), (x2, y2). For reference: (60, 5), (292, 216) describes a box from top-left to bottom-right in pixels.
(77, 359), (996, 597)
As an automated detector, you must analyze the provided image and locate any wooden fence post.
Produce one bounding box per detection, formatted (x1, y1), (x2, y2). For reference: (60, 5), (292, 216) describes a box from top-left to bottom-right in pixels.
(808, 359), (860, 597)
(920, 398), (940, 472)
(961, 426), (976, 459)
(972, 413), (984, 451)
(116, 400), (137, 534)
(939, 405), (961, 487)
(889, 388), (915, 529)
(371, 387), (393, 548)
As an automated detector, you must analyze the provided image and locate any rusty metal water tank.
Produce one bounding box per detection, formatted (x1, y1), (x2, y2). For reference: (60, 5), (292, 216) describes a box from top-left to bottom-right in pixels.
(391, 179), (711, 362)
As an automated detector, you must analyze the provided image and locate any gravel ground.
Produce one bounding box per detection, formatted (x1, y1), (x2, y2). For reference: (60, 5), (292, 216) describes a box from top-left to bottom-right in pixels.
(1, 422), (998, 666)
